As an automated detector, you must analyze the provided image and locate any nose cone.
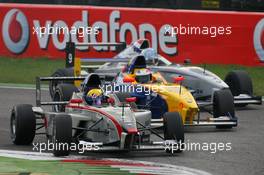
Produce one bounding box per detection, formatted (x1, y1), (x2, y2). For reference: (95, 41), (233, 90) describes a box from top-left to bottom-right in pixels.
(159, 84), (199, 109)
(177, 87), (198, 109)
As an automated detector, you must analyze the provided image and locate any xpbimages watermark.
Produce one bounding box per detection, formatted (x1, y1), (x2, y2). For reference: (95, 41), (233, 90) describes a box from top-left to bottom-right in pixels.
(99, 83), (184, 96)
(165, 24), (232, 38)
(164, 140), (232, 154)
(99, 83), (155, 96)
(32, 24), (100, 38)
(32, 140), (101, 154)
(32, 140), (232, 154)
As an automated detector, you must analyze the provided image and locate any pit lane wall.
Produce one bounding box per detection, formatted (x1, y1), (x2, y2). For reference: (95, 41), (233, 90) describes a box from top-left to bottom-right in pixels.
(0, 3), (264, 66)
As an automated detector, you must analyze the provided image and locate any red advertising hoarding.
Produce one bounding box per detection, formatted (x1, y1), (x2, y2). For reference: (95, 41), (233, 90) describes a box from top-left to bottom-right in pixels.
(0, 3), (264, 66)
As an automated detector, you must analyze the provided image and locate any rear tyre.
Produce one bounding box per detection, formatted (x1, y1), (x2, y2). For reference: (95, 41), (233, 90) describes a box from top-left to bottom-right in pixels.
(163, 112), (184, 153)
(49, 68), (74, 98)
(52, 114), (72, 157)
(10, 104), (36, 145)
(213, 89), (234, 129)
(53, 84), (79, 112)
(224, 70), (253, 96)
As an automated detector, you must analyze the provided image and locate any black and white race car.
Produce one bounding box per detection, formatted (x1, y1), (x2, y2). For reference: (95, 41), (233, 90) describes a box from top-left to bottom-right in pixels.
(10, 74), (184, 156)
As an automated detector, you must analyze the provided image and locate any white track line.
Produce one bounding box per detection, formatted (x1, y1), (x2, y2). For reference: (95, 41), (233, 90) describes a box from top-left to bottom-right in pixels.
(0, 85), (35, 90)
(0, 85), (48, 91)
(0, 149), (62, 160)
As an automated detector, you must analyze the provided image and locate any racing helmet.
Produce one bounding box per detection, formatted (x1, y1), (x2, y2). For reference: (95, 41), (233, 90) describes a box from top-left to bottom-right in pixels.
(87, 89), (103, 98)
(134, 68), (152, 83)
(86, 89), (103, 105)
(142, 48), (158, 65)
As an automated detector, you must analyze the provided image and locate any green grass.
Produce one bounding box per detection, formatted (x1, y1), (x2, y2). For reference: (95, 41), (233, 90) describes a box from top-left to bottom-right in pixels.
(0, 57), (64, 84)
(0, 57), (263, 96)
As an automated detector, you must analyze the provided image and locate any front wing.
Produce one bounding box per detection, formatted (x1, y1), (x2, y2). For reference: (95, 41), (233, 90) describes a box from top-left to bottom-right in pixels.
(151, 116), (237, 127)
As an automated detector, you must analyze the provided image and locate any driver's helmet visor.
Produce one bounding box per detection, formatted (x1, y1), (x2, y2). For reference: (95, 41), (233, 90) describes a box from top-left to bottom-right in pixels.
(135, 74), (151, 83)
(93, 96), (102, 106)
(134, 69), (152, 83)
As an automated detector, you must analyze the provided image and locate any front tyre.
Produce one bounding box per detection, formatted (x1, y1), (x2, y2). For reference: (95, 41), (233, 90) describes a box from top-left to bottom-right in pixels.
(52, 114), (72, 157)
(213, 89), (235, 129)
(224, 70), (253, 96)
(163, 112), (184, 153)
(10, 104), (36, 145)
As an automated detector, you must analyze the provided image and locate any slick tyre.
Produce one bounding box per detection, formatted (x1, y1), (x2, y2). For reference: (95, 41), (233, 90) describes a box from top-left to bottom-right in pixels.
(224, 70), (253, 96)
(213, 89), (234, 129)
(163, 112), (184, 153)
(52, 114), (72, 157)
(53, 84), (79, 112)
(49, 68), (74, 98)
(10, 104), (36, 145)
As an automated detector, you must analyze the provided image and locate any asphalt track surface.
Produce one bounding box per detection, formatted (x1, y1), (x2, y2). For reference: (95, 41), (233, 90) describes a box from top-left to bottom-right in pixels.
(0, 87), (263, 175)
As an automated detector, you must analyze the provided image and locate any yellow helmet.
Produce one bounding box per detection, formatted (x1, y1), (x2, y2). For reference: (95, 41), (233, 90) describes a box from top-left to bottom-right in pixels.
(87, 89), (103, 98)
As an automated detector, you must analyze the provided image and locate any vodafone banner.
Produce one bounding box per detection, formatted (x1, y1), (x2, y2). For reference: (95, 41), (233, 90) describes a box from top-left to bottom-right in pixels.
(0, 3), (264, 66)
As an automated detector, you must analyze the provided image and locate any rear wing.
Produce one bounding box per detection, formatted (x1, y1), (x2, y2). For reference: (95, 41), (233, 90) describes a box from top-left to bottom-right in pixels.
(36, 76), (84, 107)
(35, 74), (116, 107)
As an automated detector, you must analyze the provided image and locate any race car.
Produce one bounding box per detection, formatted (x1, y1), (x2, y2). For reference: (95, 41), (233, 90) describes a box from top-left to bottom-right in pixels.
(108, 55), (237, 128)
(10, 74), (184, 157)
(58, 39), (261, 107)
(98, 39), (262, 107)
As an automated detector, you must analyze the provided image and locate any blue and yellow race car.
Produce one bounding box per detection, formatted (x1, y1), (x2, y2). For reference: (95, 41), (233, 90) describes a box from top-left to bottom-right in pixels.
(109, 55), (237, 129)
